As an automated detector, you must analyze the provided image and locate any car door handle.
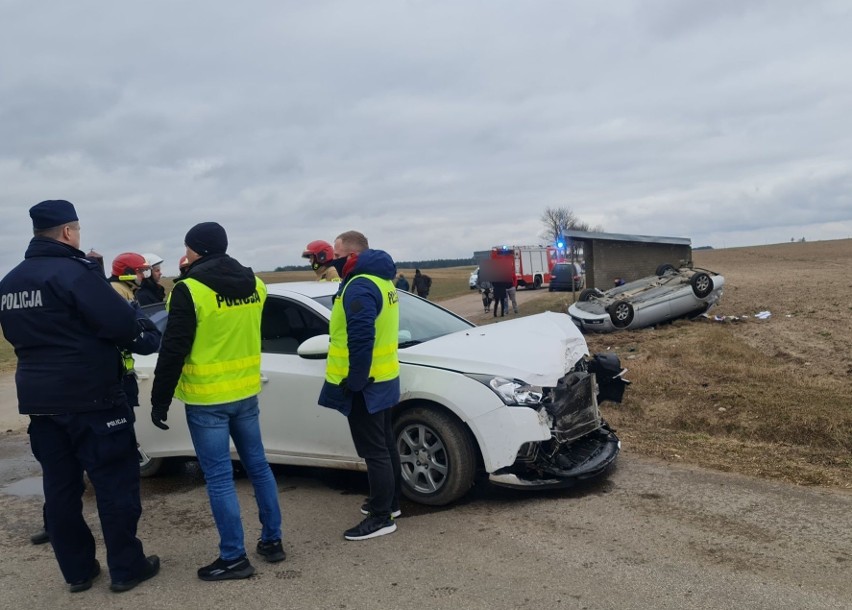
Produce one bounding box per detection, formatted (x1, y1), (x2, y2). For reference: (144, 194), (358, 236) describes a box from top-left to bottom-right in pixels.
(136, 373), (150, 380)
(260, 374), (269, 384)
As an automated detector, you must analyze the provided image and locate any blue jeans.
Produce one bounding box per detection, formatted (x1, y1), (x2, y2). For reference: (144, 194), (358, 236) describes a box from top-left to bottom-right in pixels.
(186, 395), (282, 561)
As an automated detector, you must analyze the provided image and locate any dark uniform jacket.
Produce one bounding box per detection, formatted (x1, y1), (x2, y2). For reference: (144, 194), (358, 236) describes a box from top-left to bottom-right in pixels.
(0, 237), (161, 415)
(136, 278), (166, 306)
(150, 253), (258, 409)
(318, 249), (401, 415)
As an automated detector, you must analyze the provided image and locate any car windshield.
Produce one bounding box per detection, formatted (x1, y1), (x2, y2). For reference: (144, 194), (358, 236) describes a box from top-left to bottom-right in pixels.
(140, 288), (475, 351)
(313, 290), (473, 346)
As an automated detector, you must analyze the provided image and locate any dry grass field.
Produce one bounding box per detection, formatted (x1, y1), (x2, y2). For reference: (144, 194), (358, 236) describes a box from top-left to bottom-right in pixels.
(1, 240), (850, 489)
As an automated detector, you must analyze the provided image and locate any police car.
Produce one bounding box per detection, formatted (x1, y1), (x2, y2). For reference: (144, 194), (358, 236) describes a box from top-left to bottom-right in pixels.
(135, 281), (625, 506)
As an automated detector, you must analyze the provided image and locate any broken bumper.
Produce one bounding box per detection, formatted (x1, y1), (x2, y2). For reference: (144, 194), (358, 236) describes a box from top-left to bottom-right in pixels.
(488, 426), (621, 490)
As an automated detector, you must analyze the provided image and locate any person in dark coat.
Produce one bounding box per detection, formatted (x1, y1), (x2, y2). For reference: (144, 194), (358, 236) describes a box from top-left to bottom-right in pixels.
(136, 253), (166, 305)
(492, 281), (509, 317)
(394, 273), (410, 292)
(412, 268), (432, 298)
(0, 200), (161, 593)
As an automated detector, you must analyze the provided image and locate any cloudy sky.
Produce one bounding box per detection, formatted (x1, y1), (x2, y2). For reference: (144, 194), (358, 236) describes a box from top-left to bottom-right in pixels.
(2, 0), (851, 274)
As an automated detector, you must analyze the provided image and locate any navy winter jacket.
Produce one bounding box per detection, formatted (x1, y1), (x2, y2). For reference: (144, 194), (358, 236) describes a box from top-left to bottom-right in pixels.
(318, 249), (401, 415)
(0, 237), (159, 415)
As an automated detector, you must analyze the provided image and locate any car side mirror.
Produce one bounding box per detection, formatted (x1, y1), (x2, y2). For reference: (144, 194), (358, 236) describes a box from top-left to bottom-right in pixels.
(297, 334), (331, 359)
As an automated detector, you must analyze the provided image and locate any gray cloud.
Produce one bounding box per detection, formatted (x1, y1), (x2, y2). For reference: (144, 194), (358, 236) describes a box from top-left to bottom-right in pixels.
(1, 0), (851, 275)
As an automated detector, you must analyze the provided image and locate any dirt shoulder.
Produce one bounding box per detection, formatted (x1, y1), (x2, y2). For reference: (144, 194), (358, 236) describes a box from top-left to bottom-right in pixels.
(0, 374), (27, 433)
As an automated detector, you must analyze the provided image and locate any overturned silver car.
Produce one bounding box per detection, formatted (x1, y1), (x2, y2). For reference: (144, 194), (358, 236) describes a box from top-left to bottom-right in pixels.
(568, 264), (725, 333)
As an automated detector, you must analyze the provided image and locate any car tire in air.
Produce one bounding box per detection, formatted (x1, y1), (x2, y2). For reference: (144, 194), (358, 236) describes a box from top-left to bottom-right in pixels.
(655, 263), (677, 276)
(690, 272), (713, 298)
(395, 407), (476, 506)
(608, 300), (634, 328)
(579, 288), (604, 302)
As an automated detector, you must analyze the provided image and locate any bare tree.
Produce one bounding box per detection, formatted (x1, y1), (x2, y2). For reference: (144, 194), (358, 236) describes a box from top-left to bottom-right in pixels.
(539, 206), (576, 244)
(539, 206), (601, 258)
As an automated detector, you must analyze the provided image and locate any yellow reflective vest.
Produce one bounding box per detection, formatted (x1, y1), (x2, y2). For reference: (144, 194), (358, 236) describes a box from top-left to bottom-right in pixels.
(170, 276), (267, 405)
(326, 275), (399, 385)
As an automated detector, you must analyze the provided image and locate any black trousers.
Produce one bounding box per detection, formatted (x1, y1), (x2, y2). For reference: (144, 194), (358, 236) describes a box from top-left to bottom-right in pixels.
(493, 294), (506, 316)
(28, 404), (149, 584)
(347, 393), (401, 518)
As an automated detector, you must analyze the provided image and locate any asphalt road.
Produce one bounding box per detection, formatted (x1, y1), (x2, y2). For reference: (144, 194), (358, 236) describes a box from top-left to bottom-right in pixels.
(1, 425), (850, 610)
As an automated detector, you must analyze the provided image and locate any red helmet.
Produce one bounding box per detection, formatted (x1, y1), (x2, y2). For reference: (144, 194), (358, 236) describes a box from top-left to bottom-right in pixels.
(302, 240), (334, 269)
(111, 252), (149, 279)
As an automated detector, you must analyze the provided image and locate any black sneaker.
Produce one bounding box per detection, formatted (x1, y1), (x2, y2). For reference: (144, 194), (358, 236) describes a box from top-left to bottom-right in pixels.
(344, 515), (397, 541)
(256, 539), (286, 563)
(360, 503), (401, 519)
(197, 555), (255, 581)
(30, 528), (50, 545)
(69, 559), (100, 593)
(110, 555), (160, 593)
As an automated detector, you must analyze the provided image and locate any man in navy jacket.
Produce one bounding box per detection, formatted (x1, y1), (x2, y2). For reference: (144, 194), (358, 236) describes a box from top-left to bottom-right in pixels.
(318, 230), (402, 541)
(0, 200), (161, 594)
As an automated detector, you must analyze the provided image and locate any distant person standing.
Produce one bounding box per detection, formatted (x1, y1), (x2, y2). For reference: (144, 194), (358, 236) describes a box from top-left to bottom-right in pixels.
(506, 281), (518, 314)
(492, 280), (508, 317)
(150, 221), (284, 581)
(412, 268), (432, 299)
(480, 279), (493, 313)
(0, 200), (161, 593)
(395, 273), (410, 292)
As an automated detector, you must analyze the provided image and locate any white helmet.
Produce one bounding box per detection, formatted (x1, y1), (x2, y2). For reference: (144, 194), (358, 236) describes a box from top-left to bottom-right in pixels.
(142, 252), (164, 268)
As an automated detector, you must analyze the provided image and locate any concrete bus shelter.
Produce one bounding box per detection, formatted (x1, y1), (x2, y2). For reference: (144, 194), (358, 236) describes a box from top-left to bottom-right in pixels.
(562, 230), (692, 290)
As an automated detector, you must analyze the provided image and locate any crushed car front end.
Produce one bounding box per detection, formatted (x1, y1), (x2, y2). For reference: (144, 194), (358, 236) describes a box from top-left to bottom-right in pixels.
(487, 353), (628, 490)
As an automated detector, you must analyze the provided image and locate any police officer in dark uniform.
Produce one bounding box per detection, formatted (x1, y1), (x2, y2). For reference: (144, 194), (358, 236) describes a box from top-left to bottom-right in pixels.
(0, 200), (162, 594)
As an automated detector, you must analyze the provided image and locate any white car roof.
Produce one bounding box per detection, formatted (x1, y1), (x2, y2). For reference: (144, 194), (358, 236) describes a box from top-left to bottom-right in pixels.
(265, 281), (340, 299)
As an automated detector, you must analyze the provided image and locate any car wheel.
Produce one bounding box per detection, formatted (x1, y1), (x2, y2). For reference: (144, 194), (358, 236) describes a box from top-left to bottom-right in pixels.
(690, 272), (713, 298)
(138, 450), (164, 478)
(608, 300), (634, 328)
(655, 263), (677, 276)
(395, 407), (476, 506)
(548, 286), (554, 292)
(579, 288), (604, 302)
(533, 276), (542, 289)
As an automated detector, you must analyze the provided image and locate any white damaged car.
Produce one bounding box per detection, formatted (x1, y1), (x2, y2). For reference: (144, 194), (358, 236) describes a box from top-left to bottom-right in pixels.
(136, 281), (627, 506)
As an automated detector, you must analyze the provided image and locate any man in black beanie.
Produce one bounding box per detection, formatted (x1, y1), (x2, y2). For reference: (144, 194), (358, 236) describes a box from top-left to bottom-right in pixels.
(150, 222), (284, 581)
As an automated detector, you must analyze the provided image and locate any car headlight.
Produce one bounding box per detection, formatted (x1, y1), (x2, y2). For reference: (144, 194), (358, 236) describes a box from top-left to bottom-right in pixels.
(466, 374), (543, 406)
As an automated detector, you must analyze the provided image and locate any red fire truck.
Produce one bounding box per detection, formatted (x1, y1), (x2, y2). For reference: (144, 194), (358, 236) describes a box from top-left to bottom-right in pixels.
(488, 245), (559, 289)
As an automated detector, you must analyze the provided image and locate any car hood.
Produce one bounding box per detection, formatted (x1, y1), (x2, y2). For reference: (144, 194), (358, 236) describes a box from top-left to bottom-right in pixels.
(400, 311), (588, 386)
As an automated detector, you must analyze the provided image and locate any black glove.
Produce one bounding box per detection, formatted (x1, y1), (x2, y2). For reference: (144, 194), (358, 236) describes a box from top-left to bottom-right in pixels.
(151, 404), (170, 430)
(136, 316), (158, 333)
(339, 376), (375, 397)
